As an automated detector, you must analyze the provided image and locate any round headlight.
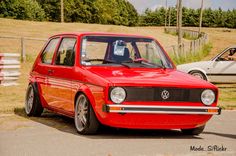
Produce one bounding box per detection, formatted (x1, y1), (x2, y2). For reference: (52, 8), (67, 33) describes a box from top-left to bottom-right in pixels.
(110, 87), (126, 104)
(201, 89), (215, 105)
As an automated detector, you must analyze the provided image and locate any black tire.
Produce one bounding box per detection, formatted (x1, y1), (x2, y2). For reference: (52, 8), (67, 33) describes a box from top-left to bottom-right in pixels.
(189, 70), (207, 81)
(74, 94), (99, 134)
(181, 125), (205, 135)
(25, 84), (44, 116)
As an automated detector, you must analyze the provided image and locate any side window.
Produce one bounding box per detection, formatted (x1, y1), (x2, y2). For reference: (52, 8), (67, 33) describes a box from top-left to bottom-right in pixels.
(219, 48), (236, 61)
(41, 38), (59, 64)
(56, 38), (77, 66)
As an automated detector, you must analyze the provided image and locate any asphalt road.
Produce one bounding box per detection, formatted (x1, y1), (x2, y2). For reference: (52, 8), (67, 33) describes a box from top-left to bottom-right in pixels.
(0, 110), (236, 156)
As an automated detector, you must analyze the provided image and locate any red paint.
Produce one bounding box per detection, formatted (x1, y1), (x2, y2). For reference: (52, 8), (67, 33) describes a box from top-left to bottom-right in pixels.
(29, 32), (219, 129)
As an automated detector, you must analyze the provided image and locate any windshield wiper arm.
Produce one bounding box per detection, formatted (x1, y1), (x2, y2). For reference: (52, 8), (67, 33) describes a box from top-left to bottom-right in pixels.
(120, 62), (131, 68)
(139, 59), (166, 69)
(159, 60), (166, 69)
(84, 59), (115, 63)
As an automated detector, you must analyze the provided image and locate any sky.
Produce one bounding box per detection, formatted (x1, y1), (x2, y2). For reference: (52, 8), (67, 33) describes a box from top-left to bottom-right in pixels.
(128, 0), (236, 13)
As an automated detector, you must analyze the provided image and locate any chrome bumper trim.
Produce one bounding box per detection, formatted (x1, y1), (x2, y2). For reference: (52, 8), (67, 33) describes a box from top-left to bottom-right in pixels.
(103, 104), (221, 115)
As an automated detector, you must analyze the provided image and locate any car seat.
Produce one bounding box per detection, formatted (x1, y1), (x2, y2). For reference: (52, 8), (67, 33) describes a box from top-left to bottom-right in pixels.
(63, 49), (75, 66)
(111, 47), (133, 63)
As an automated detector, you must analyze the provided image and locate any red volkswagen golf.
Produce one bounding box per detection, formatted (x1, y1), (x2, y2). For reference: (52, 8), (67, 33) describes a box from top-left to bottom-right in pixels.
(25, 32), (221, 135)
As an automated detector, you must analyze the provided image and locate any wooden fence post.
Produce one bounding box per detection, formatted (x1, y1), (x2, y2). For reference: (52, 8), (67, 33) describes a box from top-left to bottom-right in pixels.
(164, 27), (208, 61)
(183, 43), (187, 59)
(190, 41), (193, 55)
(173, 45), (179, 59)
(21, 37), (26, 62)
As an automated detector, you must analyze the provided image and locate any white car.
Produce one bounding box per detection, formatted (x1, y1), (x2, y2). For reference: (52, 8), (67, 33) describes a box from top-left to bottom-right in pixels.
(177, 46), (236, 83)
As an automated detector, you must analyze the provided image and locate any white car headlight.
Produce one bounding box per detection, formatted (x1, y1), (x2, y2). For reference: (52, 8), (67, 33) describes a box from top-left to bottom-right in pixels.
(201, 89), (215, 105)
(110, 87), (126, 104)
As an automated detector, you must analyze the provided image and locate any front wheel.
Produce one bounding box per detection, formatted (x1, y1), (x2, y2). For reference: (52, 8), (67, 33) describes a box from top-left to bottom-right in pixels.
(25, 84), (44, 116)
(74, 94), (99, 134)
(181, 125), (205, 135)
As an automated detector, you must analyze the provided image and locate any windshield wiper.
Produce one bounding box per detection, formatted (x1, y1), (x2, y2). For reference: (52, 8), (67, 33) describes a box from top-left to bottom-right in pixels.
(84, 58), (132, 68)
(140, 61), (162, 68)
(132, 59), (165, 68)
(119, 59), (165, 68)
(140, 59), (166, 69)
(120, 62), (132, 68)
(159, 60), (166, 69)
(84, 59), (115, 63)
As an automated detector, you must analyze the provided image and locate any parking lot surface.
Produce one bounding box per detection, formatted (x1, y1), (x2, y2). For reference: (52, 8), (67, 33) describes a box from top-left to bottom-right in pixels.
(0, 110), (235, 156)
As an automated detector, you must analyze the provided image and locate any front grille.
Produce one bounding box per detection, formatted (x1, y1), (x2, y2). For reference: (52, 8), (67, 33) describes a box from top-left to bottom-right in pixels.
(122, 87), (205, 102)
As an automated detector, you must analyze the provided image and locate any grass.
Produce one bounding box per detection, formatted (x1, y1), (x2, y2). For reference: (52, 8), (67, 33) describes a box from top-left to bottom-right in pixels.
(0, 18), (235, 113)
(165, 30), (177, 36)
(216, 84), (236, 110)
(165, 29), (198, 40)
(185, 27), (236, 60)
(0, 61), (32, 113)
(183, 32), (198, 40)
(170, 43), (212, 65)
(0, 18), (183, 113)
(0, 18), (180, 113)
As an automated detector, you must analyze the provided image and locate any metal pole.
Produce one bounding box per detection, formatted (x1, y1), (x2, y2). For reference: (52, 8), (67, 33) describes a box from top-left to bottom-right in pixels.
(199, 0), (204, 35)
(61, 0), (64, 23)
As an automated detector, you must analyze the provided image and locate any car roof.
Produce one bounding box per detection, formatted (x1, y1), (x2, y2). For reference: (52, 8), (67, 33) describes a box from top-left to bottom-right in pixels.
(50, 32), (154, 39)
(227, 45), (236, 49)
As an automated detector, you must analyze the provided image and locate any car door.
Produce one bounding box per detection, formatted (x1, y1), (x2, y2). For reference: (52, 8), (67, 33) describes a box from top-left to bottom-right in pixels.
(36, 37), (60, 106)
(208, 48), (236, 83)
(46, 36), (77, 114)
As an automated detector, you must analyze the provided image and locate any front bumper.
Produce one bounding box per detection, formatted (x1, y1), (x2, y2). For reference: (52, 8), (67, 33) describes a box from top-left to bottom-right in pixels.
(103, 104), (221, 115)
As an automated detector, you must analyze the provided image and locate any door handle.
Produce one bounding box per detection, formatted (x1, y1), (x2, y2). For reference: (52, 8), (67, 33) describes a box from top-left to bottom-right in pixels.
(48, 69), (54, 74)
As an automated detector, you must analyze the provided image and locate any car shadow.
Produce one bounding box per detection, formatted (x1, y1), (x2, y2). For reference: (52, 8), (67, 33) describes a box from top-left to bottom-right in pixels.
(14, 108), (203, 139)
(203, 132), (236, 140)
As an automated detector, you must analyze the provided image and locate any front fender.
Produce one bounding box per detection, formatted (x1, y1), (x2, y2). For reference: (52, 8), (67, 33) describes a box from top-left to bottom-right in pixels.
(76, 84), (106, 123)
(77, 84), (96, 108)
(187, 68), (209, 81)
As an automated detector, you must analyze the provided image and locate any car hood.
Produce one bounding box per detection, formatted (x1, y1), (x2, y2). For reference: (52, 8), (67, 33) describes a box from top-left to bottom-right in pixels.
(86, 66), (215, 88)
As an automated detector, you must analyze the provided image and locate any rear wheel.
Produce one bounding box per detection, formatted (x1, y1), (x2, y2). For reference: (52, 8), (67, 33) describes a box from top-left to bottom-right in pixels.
(25, 84), (44, 116)
(181, 125), (205, 135)
(74, 94), (99, 134)
(189, 71), (207, 81)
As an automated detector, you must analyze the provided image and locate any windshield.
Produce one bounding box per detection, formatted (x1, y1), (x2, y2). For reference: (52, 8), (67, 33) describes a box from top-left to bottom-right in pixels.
(80, 36), (173, 68)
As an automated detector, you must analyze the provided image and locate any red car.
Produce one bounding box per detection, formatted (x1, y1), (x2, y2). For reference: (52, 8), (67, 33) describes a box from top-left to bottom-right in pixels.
(25, 32), (221, 135)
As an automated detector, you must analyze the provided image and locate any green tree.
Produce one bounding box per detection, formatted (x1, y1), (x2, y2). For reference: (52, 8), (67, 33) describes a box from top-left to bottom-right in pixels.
(140, 6), (236, 28)
(37, 0), (138, 25)
(0, 0), (45, 21)
(37, 0), (60, 22)
(94, 0), (138, 26)
(140, 7), (166, 26)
